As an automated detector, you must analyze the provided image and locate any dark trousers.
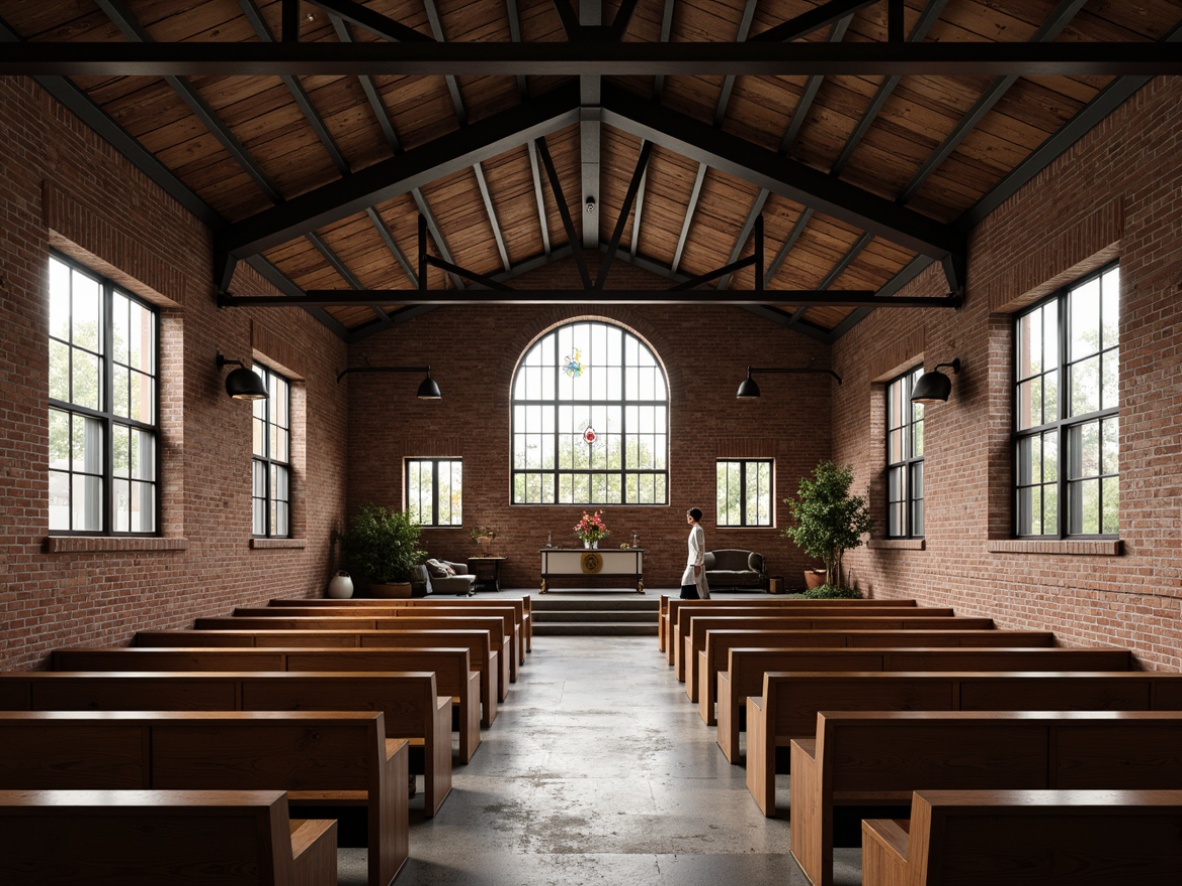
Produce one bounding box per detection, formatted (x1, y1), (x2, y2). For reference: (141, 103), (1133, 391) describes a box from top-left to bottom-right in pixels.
(679, 584), (699, 600)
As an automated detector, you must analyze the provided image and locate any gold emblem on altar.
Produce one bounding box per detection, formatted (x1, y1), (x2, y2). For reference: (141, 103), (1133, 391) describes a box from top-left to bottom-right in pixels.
(580, 552), (603, 574)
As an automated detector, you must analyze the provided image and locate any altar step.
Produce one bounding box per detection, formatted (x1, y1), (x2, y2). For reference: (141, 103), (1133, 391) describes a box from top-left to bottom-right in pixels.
(531, 596), (659, 636)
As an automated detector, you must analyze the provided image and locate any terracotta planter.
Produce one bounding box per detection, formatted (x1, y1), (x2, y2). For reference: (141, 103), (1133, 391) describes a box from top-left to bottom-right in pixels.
(370, 581), (412, 599)
(804, 569), (827, 590)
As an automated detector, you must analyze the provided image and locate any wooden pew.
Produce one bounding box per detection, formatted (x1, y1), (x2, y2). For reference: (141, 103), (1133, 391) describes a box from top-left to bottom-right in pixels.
(714, 644), (1134, 761)
(0, 788), (337, 886)
(660, 595), (917, 655)
(791, 710), (1182, 886)
(862, 789), (1182, 886)
(0, 670), (454, 818)
(235, 606), (524, 680)
(700, 629), (1059, 727)
(678, 607), (957, 694)
(676, 613), (993, 684)
(745, 670), (1182, 818)
(272, 596), (533, 652)
(196, 615), (512, 700)
(0, 710), (408, 886)
(136, 627), (500, 726)
(53, 646), (482, 764)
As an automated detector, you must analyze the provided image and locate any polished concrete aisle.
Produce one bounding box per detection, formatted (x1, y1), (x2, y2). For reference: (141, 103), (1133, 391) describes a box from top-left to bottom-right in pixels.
(340, 634), (861, 885)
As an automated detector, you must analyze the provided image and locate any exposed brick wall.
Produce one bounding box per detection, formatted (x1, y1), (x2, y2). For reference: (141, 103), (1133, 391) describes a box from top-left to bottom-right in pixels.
(0, 77), (348, 671)
(833, 76), (1182, 672)
(5, 70), (1182, 677)
(342, 258), (837, 591)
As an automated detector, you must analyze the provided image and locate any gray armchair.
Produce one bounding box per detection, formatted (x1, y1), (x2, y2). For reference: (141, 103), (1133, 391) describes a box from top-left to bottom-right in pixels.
(413, 559), (477, 596)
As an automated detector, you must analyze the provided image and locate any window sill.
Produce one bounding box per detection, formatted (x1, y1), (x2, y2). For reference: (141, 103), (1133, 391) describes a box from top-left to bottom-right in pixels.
(44, 536), (188, 554)
(987, 539), (1122, 556)
(867, 538), (925, 551)
(249, 537), (307, 550)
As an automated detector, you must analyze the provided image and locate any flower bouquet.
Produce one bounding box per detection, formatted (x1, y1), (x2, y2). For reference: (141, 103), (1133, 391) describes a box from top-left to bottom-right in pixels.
(574, 510), (609, 548)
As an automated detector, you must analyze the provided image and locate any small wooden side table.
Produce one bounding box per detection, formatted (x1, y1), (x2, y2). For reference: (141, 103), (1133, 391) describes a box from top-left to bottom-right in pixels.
(467, 556), (507, 592)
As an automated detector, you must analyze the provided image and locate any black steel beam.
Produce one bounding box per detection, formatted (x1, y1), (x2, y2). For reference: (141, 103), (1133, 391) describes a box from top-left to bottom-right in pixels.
(241, 255), (352, 339)
(752, 0), (877, 43)
(4, 42), (1180, 77)
(424, 255), (516, 291)
(610, 0), (641, 41)
(239, 0), (352, 177)
(216, 83), (580, 260)
(825, 255), (933, 342)
(601, 84), (963, 259)
(304, 0), (434, 42)
(535, 135), (593, 289)
(668, 255), (756, 291)
(595, 139), (653, 289)
(221, 288), (959, 306)
(652, 0), (676, 98)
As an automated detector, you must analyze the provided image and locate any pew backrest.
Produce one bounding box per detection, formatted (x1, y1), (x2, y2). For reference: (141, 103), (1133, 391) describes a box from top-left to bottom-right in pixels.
(0, 709), (406, 886)
(0, 788), (337, 886)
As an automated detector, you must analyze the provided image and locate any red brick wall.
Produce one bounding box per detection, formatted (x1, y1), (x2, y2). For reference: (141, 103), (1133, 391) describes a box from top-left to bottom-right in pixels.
(342, 257), (836, 591)
(833, 76), (1182, 671)
(0, 77), (348, 671)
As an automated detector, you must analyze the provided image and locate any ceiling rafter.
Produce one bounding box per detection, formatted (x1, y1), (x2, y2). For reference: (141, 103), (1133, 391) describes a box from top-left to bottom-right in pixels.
(535, 135), (593, 289)
(595, 140), (653, 289)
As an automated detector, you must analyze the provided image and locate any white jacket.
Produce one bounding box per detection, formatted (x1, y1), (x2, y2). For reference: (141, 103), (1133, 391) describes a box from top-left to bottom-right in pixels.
(680, 522), (710, 598)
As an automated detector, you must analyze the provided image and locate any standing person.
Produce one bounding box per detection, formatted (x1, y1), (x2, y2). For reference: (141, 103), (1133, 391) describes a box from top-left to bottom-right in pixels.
(680, 507), (711, 600)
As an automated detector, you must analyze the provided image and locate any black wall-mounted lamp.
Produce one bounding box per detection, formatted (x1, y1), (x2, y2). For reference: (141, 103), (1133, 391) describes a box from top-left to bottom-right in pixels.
(911, 358), (961, 403)
(736, 366), (843, 399)
(216, 352), (268, 400)
(336, 365), (441, 400)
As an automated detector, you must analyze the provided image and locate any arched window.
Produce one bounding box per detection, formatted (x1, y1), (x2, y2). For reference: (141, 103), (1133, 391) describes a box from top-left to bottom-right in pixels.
(512, 321), (668, 505)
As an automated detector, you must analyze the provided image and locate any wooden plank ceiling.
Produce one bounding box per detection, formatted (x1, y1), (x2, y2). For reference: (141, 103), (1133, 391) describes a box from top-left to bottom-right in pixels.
(4, 0), (1179, 341)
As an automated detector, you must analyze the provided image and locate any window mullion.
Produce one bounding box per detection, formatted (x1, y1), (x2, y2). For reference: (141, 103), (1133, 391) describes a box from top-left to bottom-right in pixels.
(102, 280), (114, 534)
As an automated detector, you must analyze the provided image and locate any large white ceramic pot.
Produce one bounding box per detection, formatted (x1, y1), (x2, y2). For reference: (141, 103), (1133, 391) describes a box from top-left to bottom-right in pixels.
(327, 571), (354, 599)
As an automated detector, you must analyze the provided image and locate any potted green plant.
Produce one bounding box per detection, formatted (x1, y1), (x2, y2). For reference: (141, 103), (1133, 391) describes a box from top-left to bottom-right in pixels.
(783, 461), (873, 599)
(339, 504), (426, 598)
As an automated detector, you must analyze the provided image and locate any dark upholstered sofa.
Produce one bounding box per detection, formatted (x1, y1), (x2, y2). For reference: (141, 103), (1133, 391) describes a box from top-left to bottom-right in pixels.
(703, 549), (768, 591)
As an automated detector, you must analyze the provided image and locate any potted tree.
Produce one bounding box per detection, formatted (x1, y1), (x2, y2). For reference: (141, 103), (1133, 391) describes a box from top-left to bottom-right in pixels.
(339, 504), (426, 598)
(783, 461), (874, 599)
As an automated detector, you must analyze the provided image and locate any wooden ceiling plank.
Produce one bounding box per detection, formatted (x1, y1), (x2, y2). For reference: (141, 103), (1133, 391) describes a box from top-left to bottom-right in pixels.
(601, 83), (963, 259)
(536, 133), (593, 287)
(217, 83), (580, 260)
(896, 0), (1089, 204)
(94, 0), (282, 203)
(595, 138), (652, 288)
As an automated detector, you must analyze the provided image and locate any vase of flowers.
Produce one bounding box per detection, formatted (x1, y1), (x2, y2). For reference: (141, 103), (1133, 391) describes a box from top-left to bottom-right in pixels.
(469, 526), (498, 555)
(574, 510), (609, 548)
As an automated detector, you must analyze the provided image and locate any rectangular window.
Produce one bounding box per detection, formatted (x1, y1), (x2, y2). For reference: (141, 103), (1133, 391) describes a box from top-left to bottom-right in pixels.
(48, 254), (158, 534)
(1015, 264), (1119, 538)
(252, 364), (291, 537)
(886, 367), (925, 538)
(407, 458), (463, 527)
(715, 459), (773, 527)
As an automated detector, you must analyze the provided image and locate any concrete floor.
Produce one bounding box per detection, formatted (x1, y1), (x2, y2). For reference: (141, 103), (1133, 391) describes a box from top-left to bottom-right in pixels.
(339, 630), (862, 885)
